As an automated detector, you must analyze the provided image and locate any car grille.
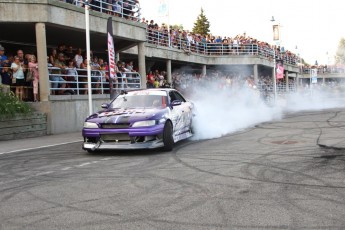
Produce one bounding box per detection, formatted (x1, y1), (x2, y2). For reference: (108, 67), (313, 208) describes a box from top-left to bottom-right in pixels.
(100, 133), (130, 142)
(101, 123), (130, 129)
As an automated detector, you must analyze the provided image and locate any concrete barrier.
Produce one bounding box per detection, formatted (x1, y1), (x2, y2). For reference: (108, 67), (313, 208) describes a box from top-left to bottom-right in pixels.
(0, 113), (47, 141)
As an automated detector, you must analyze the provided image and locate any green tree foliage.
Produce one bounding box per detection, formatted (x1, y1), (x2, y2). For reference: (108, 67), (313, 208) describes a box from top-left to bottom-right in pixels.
(192, 8), (210, 36)
(0, 91), (32, 118)
(335, 38), (345, 65)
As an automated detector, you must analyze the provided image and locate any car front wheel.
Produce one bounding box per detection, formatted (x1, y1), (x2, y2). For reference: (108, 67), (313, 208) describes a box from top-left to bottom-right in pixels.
(163, 121), (174, 151)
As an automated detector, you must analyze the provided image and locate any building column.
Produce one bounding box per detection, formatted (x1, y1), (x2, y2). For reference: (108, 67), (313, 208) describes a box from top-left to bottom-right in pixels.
(285, 70), (289, 92)
(35, 23), (49, 101)
(202, 64), (206, 77)
(253, 64), (258, 83)
(166, 59), (171, 84)
(138, 42), (146, 89)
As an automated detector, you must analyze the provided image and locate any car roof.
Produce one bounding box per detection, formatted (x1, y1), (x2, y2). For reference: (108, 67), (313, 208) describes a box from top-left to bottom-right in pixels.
(133, 88), (175, 93)
(122, 88), (176, 95)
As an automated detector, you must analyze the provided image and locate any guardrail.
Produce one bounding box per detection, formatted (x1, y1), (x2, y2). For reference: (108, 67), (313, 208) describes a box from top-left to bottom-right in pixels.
(146, 29), (299, 65)
(70, 0), (140, 21)
(48, 67), (141, 95)
(257, 81), (297, 93)
(302, 67), (345, 74)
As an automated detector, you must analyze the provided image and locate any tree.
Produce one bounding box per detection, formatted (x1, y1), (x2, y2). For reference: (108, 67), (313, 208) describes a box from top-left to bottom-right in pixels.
(335, 38), (345, 65)
(192, 8), (210, 36)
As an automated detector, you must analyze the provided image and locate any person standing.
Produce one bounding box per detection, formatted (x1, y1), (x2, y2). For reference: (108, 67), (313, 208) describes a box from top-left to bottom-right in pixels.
(0, 46), (10, 93)
(146, 70), (154, 88)
(0, 45), (8, 67)
(28, 55), (39, 102)
(0, 62), (11, 94)
(11, 56), (25, 100)
(49, 48), (58, 65)
(74, 48), (83, 69)
(52, 53), (67, 95)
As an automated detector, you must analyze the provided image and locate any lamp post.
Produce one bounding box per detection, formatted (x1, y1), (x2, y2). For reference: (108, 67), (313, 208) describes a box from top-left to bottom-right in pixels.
(85, 0), (92, 115)
(271, 16), (277, 103)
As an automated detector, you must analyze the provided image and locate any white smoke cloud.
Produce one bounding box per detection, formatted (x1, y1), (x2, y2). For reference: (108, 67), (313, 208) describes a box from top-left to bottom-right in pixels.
(188, 80), (345, 140)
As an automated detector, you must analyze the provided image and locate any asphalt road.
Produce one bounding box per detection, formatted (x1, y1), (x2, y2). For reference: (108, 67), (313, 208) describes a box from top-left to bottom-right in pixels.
(1, 109), (345, 229)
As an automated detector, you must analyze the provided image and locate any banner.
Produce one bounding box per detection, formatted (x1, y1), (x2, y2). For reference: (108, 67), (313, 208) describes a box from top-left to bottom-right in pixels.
(276, 60), (284, 79)
(273, 25), (280, 41)
(107, 17), (116, 99)
(158, 0), (169, 17)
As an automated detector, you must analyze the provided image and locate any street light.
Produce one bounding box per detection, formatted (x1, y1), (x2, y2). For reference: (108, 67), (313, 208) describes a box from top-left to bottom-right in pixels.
(271, 16), (277, 103)
(270, 16), (275, 23)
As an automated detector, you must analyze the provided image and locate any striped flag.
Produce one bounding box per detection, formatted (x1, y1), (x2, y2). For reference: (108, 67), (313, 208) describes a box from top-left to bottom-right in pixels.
(107, 17), (116, 99)
(276, 61), (284, 79)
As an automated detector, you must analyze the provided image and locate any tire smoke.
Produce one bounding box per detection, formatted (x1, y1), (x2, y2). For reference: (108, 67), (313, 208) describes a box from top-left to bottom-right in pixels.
(187, 80), (345, 140)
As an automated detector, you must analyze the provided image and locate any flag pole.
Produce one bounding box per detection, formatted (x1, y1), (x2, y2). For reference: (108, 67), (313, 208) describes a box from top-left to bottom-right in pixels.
(85, 0), (93, 115)
(167, 0), (170, 47)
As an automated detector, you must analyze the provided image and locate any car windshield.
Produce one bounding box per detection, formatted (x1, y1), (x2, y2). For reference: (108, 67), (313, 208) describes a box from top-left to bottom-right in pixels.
(110, 94), (167, 109)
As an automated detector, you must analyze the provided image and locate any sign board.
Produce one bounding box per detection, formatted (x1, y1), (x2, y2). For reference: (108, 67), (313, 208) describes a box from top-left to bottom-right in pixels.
(311, 69), (317, 84)
(273, 25), (280, 41)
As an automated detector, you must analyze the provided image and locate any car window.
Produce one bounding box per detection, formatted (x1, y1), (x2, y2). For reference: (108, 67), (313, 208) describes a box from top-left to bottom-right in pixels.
(170, 91), (186, 103)
(174, 91), (187, 102)
(111, 95), (167, 108)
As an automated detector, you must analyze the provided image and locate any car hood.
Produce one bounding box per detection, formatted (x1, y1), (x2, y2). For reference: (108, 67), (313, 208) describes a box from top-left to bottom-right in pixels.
(86, 108), (167, 124)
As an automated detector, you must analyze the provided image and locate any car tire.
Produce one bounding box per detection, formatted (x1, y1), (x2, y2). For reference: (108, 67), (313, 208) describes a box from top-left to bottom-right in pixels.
(163, 121), (174, 151)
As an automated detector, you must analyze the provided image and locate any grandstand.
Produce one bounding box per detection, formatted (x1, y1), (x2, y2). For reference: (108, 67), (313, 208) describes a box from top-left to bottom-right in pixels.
(0, 0), (302, 134)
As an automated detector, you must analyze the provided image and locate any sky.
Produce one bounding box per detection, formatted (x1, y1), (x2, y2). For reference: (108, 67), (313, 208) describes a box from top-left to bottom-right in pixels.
(139, 0), (345, 65)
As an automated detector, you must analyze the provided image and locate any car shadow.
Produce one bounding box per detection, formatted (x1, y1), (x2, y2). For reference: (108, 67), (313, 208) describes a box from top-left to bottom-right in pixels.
(85, 148), (165, 157)
(83, 139), (193, 157)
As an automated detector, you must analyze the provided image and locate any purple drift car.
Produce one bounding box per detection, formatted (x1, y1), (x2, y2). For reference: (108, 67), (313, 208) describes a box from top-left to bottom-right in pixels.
(82, 88), (194, 152)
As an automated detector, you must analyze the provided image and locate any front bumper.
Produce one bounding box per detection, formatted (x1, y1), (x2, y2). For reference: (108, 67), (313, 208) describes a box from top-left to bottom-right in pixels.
(82, 124), (165, 151)
(83, 139), (164, 150)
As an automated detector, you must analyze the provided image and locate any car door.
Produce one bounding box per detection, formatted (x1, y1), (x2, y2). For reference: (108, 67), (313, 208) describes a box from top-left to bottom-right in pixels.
(169, 91), (191, 134)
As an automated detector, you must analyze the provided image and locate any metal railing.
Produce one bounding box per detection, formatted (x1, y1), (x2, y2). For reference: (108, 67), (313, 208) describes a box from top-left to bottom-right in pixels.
(48, 67), (141, 95)
(146, 29), (300, 65)
(66, 0), (141, 21)
(302, 67), (345, 74)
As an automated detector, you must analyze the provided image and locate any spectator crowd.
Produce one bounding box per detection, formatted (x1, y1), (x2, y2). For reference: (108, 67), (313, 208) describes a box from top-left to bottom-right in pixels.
(143, 19), (299, 65)
(0, 43), (139, 101)
(59, 0), (140, 21)
(2, 0), (334, 103)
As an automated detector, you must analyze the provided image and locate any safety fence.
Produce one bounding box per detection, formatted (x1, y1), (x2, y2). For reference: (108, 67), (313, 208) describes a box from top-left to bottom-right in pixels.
(48, 67), (141, 95)
(65, 0), (140, 21)
(302, 67), (345, 74)
(257, 81), (297, 94)
(146, 29), (299, 65)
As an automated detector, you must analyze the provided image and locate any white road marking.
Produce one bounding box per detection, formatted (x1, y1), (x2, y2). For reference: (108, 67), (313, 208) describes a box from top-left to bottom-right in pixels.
(0, 140), (82, 155)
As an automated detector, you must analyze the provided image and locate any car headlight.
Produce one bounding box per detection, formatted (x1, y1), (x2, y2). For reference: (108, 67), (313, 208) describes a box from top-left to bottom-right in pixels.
(132, 120), (156, 127)
(83, 122), (99, 128)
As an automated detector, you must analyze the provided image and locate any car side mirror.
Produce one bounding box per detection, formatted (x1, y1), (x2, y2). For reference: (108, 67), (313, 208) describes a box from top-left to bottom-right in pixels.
(101, 103), (109, 109)
(171, 100), (182, 107)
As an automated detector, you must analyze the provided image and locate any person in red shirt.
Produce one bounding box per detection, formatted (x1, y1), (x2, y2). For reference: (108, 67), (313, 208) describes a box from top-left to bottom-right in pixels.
(146, 70), (155, 88)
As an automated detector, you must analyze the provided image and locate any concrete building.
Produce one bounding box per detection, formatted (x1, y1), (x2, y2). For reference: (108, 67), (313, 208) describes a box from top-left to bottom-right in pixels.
(0, 0), (300, 134)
